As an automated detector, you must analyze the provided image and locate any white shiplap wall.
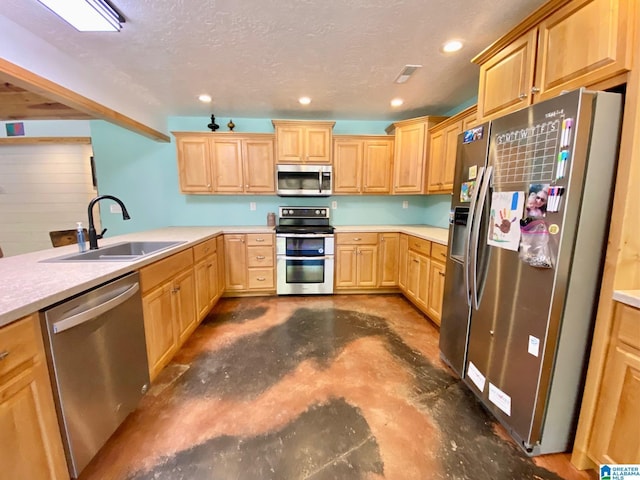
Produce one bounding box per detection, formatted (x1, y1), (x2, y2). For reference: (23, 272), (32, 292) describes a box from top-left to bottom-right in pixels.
(0, 143), (98, 256)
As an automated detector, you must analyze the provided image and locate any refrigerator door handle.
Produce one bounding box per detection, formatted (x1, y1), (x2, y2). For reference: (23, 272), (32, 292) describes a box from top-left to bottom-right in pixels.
(470, 165), (493, 310)
(464, 166), (485, 307)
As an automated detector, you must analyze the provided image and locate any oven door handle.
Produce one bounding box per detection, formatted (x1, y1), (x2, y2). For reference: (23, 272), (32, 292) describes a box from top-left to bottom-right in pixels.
(277, 255), (334, 260)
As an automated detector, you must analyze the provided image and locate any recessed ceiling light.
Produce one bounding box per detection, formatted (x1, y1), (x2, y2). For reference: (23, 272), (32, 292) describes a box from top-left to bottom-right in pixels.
(299, 96), (312, 105)
(390, 98), (404, 107)
(198, 94), (212, 103)
(442, 40), (464, 53)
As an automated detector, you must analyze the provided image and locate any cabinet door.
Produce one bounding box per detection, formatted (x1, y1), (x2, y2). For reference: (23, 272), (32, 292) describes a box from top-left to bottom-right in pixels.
(335, 245), (357, 288)
(216, 235), (225, 295)
(378, 233), (399, 287)
(333, 140), (363, 193)
(142, 283), (178, 380)
(398, 234), (409, 291)
(275, 125), (304, 163)
(212, 139), (244, 192)
(588, 304), (640, 464)
(224, 235), (247, 291)
(357, 245), (378, 288)
(194, 259), (211, 320)
(427, 260), (446, 326)
(441, 122), (462, 192)
(243, 138), (275, 193)
(406, 250), (420, 299)
(394, 122), (426, 193)
(415, 253), (431, 310)
(176, 136), (213, 193)
(427, 130), (445, 193)
(534, 0), (633, 103)
(477, 29), (537, 120)
(363, 140), (393, 193)
(305, 126), (332, 164)
(174, 268), (196, 344)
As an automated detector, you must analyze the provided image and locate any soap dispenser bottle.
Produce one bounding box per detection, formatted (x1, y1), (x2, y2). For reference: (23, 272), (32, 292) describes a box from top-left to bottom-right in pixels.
(76, 222), (87, 252)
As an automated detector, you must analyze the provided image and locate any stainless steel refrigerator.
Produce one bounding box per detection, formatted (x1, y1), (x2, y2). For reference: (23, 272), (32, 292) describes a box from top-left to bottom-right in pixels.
(439, 88), (623, 455)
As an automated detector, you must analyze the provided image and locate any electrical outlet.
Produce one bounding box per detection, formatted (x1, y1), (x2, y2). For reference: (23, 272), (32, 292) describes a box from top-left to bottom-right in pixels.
(250, 202), (257, 211)
(331, 201), (338, 209)
(402, 200), (409, 209)
(110, 204), (122, 214)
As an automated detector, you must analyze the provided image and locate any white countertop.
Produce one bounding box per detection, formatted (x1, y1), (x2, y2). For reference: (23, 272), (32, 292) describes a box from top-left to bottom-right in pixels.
(613, 290), (640, 309)
(0, 224), (447, 328)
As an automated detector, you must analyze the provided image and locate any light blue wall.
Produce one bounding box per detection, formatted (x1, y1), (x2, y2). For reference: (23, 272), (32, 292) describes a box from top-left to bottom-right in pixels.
(90, 116), (453, 236)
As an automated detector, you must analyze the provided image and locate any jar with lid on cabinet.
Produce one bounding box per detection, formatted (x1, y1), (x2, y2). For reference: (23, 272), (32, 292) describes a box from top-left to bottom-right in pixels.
(267, 212), (276, 226)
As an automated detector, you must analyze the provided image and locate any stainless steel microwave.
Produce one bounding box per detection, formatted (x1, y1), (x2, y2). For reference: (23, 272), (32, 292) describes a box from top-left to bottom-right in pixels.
(276, 164), (332, 197)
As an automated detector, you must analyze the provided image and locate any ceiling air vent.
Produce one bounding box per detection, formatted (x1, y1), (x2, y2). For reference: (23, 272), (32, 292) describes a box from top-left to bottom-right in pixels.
(394, 65), (423, 84)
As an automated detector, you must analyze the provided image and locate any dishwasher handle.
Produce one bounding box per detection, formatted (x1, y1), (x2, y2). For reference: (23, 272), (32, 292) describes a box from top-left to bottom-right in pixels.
(52, 282), (140, 334)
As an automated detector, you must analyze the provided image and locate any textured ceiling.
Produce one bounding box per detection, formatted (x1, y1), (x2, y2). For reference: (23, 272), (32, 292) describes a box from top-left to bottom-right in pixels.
(0, 0), (548, 121)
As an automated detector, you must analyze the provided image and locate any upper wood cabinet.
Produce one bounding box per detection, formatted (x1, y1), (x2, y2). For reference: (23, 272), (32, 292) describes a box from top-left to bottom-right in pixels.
(272, 120), (335, 164)
(474, 0), (635, 121)
(173, 132), (275, 194)
(427, 105), (477, 194)
(386, 116), (447, 194)
(333, 135), (394, 194)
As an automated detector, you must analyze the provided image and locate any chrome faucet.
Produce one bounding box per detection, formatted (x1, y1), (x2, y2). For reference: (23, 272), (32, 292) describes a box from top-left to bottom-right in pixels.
(87, 195), (131, 250)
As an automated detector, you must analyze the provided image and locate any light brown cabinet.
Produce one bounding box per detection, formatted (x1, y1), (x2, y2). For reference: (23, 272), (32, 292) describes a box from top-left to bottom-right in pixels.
(139, 248), (196, 380)
(194, 237), (220, 322)
(587, 303), (640, 465)
(335, 233), (379, 289)
(398, 235), (447, 325)
(272, 120), (335, 164)
(174, 132), (275, 194)
(0, 314), (68, 480)
(378, 233), (400, 287)
(224, 233), (275, 293)
(427, 105), (477, 194)
(333, 136), (394, 194)
(474, 0), (634, 120)
(386, 116), (447, 194)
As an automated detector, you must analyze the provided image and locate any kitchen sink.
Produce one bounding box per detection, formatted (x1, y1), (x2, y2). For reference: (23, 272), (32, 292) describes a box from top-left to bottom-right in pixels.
(42, 241), (186, 262)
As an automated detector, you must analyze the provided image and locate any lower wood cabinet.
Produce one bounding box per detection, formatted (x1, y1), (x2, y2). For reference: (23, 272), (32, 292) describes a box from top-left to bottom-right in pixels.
(587, 302), (640, 465)
(0, 314), (68, 480)
(194, 237), (220, 321)
(224, 233), (275, 294)
(139, 248), (196, 381)
(399, 235), (447, 326)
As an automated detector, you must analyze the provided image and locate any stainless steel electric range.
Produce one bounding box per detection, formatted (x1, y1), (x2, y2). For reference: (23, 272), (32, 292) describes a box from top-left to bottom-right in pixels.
(275, 206), (334, 295)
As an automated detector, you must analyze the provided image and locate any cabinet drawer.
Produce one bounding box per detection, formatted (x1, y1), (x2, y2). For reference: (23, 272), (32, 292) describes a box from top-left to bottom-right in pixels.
(408, 236), (431, 256)
(139, 249), (194, 293)
(248, 269), (274, 289)
(336, 232), (378, 245)
(617, 304), (640, 350)
(431, 243), (448, 263)
(247, 233), (273, 246)
(247, 246), (274, 267)
(0, 315), (39, 379)
(192, 237), (217, 262)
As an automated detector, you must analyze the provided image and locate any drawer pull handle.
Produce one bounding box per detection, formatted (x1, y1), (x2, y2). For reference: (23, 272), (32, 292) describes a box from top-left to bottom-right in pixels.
(353, 237), (361, 241)
(257, 277), (266, 281)
(255, 238), (265, 242)
(0, 351), (9, 361)
(256, 255), (266, 260)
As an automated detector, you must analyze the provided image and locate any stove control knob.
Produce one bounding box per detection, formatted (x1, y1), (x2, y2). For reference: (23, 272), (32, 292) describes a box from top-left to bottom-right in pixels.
(321, 209), (326, 215)
(315, 210), (320, 215)
(288, 209), (293, 215)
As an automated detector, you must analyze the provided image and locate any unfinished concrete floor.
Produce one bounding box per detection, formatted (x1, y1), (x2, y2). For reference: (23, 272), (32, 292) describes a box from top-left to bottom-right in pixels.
(79, 294), (597, 480)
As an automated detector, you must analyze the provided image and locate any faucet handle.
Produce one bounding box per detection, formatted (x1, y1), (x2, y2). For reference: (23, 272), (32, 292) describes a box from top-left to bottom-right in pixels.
(98, 228), (107, 239)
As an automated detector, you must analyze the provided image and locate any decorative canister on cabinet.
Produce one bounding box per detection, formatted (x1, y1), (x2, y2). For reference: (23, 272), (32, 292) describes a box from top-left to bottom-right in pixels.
(267, 212), (276, 226)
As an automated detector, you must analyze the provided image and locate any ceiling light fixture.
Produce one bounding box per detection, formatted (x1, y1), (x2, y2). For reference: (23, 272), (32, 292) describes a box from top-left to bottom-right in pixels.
(442, 40), (464, 53)
(36, 0), (125, 32)
(394, 65), (422, 84)
(198, 94), (212, 103)
(390, 98), (404, 107)
(299, 97), (312, 105)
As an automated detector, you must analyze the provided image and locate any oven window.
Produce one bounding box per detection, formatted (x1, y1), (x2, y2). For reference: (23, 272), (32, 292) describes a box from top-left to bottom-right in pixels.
(285, 237), (325, 256)
(286, 259), (325, 284)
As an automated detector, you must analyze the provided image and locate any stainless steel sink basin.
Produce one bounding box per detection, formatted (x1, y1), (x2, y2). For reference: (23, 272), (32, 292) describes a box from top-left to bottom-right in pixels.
(42, 241), (186, 262)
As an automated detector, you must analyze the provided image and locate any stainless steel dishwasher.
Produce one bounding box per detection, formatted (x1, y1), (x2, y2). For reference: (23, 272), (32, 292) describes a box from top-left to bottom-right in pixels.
(40, 272), (150, 479)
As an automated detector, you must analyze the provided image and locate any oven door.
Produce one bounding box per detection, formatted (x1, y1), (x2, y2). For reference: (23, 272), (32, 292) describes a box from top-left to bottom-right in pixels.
(276, 255), (334, 295)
